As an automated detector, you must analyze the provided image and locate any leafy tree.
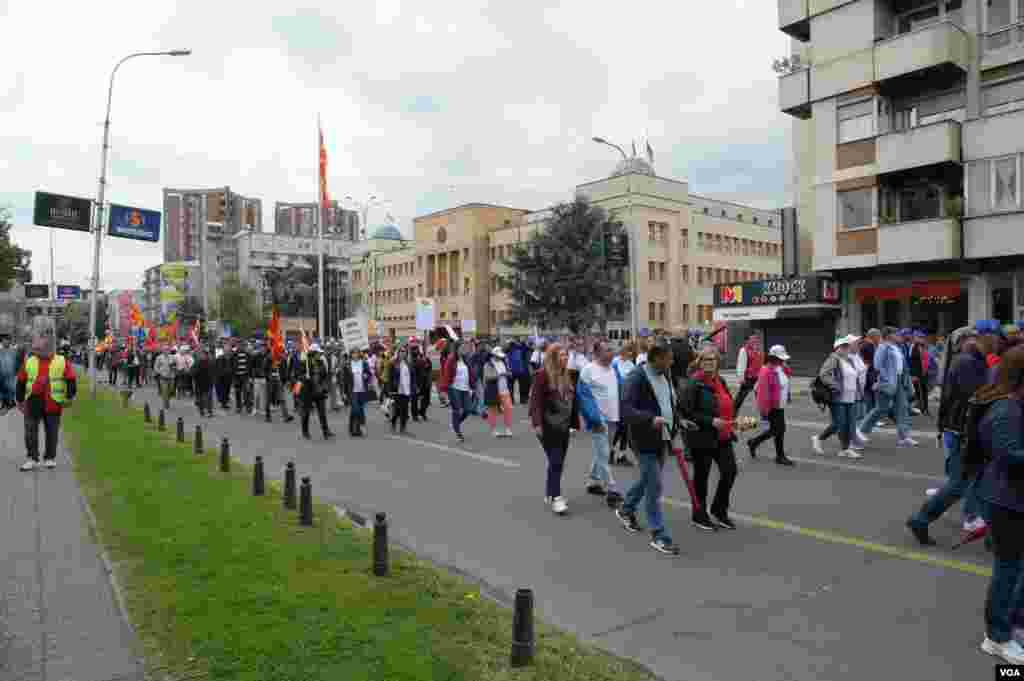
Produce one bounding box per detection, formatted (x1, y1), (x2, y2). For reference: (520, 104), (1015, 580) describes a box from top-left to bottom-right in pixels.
(58, 301), (91, 345)
(213, 275), (264, 339)
(0, 207), (32, 291)
(498, 197), (628, 334)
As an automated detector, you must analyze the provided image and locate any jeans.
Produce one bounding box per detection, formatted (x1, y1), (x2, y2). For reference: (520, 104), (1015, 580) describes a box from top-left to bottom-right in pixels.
(965, 471), (994, 524)
(985, 504), (1024, 642)
(24, 410), (60, 461)
(588, 423), (619, 493)
(349, 392), (367, 432)
(820, 402), (855, 450)
(543, 442), (568, 499)
(623, 444), (670, 541)
(909, 432), (986, 528)
(448, 388), (471, 435)
(859, 386), (910, 440)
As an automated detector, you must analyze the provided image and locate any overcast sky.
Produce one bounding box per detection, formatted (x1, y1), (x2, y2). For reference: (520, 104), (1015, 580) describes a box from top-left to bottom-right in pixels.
(0, 0), (793, 291)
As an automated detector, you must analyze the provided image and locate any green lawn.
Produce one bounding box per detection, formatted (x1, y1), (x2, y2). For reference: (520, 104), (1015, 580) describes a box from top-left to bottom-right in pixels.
(63, 387), (659, 681)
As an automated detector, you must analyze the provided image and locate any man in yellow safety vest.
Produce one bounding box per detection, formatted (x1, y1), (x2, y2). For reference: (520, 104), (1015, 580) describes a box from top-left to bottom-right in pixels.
(16, 335), (77, 471)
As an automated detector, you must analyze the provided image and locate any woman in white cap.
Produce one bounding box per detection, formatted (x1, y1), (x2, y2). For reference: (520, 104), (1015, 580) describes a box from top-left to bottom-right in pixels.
(812, 335), (862, 458)
(747, 345), (795, 466)
(483, 347), (514, 437)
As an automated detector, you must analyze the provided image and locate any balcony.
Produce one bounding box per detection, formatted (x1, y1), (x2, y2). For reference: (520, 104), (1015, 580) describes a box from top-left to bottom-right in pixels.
(877, 218), (960, 265)
(963, 107), (1024, 160)
(964, 213), (1024, 259)
(779, 0), (809, 41)
(876, 119), (961, 175)
(875, 21), (969, 83)
(779, 68), (811, 119)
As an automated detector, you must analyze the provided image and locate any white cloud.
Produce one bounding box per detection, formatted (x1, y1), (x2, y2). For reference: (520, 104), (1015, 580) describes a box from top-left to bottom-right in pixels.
(0, 0), (790, 290)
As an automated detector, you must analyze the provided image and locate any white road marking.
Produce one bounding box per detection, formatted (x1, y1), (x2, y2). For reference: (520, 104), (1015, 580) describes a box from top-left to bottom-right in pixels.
(385, 435), (521, 468)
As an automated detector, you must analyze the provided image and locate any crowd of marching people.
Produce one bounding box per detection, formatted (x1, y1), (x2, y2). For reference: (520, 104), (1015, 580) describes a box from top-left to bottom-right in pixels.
(9, 316), (1024, 663)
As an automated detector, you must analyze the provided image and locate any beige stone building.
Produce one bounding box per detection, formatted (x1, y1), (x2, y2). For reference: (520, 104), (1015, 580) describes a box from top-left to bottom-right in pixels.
(350, 162), (783, 340)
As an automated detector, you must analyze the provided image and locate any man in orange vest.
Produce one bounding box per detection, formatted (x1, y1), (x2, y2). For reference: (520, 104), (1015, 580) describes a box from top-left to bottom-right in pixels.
(733, 333), (763, 413)
(16, 335), (77, 471)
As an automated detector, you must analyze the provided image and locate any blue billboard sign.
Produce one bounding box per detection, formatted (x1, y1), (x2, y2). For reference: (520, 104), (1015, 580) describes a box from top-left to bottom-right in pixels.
(56, 285), (81, 301)
(108, 204), (161, 242)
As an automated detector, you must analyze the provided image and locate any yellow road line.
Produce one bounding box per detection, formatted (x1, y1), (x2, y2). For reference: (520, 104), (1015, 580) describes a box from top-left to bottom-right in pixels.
(663, 497), (992, 578)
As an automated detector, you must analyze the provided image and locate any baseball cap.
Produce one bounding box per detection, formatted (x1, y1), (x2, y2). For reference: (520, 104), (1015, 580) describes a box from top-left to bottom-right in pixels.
(768, 344), (790, 361)
(976, 319), (1005, 337)
(866, 328), (881, 337)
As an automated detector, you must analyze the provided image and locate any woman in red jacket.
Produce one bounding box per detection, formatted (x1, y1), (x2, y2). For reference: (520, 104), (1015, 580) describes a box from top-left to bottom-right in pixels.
(746, 345), (795, 466)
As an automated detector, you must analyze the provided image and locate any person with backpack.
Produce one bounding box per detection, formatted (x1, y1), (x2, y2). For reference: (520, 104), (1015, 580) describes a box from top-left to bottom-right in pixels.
(906, 327), (989, 546)
(812, 335), (863, 459)
(976, 347), (1024, 665)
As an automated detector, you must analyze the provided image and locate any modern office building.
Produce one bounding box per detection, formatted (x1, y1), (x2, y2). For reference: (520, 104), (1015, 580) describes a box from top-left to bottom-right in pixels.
(274, 201), (360, 241)
(778, 0), (1024, 334)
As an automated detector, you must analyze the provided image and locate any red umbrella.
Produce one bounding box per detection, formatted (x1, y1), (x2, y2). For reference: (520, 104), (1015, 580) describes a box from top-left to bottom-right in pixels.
(672, 447), (701, 516)
(952, 523), (989, 550)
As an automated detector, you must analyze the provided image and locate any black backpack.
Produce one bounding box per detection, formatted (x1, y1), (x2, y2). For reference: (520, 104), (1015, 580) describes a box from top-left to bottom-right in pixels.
(960, 397), (1003, 480)
(810, 376), (832, 411)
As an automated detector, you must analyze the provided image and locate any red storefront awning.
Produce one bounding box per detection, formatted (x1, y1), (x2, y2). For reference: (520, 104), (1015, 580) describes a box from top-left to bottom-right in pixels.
(855, 281), (962, 303)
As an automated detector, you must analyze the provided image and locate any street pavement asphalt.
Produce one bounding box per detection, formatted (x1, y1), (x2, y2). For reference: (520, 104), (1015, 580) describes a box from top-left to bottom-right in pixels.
(0, 408), (143, 681)
(92, 379), (998, 681)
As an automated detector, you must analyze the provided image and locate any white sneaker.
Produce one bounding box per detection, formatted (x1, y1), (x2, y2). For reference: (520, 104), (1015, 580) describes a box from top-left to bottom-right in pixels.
(43, 460), (56, 469)
(982, 637), (1024, 664)
(19, 460), (36, 472)
(897, 438), (919, 448)
(503, 428), (513, 438)
(911, 407), (922, 416)
(844, 449), (862, 459)
(551, 496), (568, 515)
(926, 488), (939, 497)
(811, 436), (824, 455)
(855, 429), (870, 443)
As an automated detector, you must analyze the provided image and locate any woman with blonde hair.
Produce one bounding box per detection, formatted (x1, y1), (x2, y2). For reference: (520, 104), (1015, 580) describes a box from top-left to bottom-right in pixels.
(528, 343), (577, 515)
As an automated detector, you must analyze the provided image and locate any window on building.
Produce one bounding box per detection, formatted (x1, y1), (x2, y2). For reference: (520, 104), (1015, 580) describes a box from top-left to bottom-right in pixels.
(720, 209), (727, 218)
(490, 310), (497, 325)
(682, 264), (689, 282)
(697, 267), (704, 285)
(648, 261), (656, 281)
(648, 302), (656, 321)
(768, 217), (774, 225)
(838, 98), (875, 143)
(737, 214), (743, 222)
(703, 206), (709, 215)
(682, 304), (690, 322)
(681, 229), (689, 248)
(658, 302), (666, 322)
(838, 188), (875, 229)
(648, 222), (658, 242)
(463, 248), (469, 260)
(753, 216), (759, 224)
(658, 262), (666, 281)
(995, 155), (1019, 211)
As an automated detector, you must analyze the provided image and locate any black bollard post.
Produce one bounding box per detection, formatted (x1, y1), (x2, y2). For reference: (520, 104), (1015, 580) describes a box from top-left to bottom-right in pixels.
(158, 409), (166, 431)
(194, 425), (204, 455)
(510, 588), (535, 667)
(219, 438), (230, 472)
(176, 417), (185, 443)
(143, 403), (151, 423)
(283, 462), (296, 510)
(299, 477), (313, 526)
(373, 512), (389, 577)
(253, 456), (265, 496)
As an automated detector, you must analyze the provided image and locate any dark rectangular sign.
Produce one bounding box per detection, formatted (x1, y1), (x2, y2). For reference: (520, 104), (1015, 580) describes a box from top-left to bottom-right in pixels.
(24, 284), (50, 299)
(56, 285), (81, 301)
(108, 204), (161, 242)
(714, 276), (842, 307)
(33, 191), (92, 232)
(604, 228), (629, 266)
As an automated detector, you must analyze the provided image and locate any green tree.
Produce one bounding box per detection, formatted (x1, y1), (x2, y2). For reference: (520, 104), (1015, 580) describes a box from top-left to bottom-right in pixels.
(58, 301), (91, 345)
(498, 197), (628, 334)
(0, 207), (32, 291)
(213, 276), (264, 339)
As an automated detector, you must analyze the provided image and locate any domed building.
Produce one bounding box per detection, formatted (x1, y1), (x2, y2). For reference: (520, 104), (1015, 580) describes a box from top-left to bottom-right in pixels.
(368, 223), (404, 242)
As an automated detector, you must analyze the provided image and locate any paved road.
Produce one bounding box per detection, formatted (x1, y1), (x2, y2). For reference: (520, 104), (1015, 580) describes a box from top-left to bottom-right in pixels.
(0, 408), (143, 681)
(112, 380), (993, 681)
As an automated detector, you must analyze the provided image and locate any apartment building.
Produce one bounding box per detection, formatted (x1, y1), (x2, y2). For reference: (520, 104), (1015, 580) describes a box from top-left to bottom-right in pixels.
(779, 0), (1024, 334)
(162, 187), (262, 304)
(274, 201), (360, 240)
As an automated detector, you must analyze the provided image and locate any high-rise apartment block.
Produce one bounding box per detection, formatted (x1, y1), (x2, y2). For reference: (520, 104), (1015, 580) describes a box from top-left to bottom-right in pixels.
(274, 201), (360, 240)
(779, 0), (1024, 333)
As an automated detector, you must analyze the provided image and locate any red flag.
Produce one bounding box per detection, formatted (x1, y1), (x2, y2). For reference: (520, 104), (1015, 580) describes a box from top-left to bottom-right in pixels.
(318, 123), (329, 210)
(268, 306), (285, 364)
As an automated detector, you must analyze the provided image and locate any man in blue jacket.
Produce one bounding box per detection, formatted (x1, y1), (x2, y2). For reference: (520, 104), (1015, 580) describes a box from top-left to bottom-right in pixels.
(614, 343), (680, 556)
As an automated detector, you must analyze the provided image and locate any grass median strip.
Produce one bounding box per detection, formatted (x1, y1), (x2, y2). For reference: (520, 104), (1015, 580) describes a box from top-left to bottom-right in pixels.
(63, 387), (658, 681)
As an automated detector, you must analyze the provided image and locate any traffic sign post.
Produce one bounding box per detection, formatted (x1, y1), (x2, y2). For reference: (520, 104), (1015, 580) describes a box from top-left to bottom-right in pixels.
(32, 192), (93, 232)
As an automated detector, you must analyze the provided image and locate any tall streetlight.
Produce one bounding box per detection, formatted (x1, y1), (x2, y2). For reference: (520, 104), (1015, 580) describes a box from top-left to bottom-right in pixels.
(345, 195), (389, 240)
(88, 49), (191, 396)
(592, 136), (640, 339)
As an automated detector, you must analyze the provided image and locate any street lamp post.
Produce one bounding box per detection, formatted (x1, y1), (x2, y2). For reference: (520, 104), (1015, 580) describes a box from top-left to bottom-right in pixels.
(592, 136), (640, 340)
(88, 49), (191, 396)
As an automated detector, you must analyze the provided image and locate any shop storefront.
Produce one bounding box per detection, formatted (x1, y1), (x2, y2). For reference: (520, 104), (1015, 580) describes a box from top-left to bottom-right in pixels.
(854, 279), (966, 335)
(713, 276), (842, 376)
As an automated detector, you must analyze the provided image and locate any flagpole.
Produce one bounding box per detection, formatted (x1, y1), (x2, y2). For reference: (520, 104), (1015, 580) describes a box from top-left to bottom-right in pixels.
(317, 114), (326, 343)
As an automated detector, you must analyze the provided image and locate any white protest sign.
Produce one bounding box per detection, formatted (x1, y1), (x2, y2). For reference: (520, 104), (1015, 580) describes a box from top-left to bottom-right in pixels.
(339, 317), (369, 351)
(416, 298), (435, 331)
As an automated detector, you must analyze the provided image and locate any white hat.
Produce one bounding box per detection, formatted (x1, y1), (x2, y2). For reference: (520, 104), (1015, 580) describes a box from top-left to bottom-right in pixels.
(843, 334), (862, 346)
(491, 347), (506, 359)
(833, 336), (853, 349)
(768, 344), (790, 361)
